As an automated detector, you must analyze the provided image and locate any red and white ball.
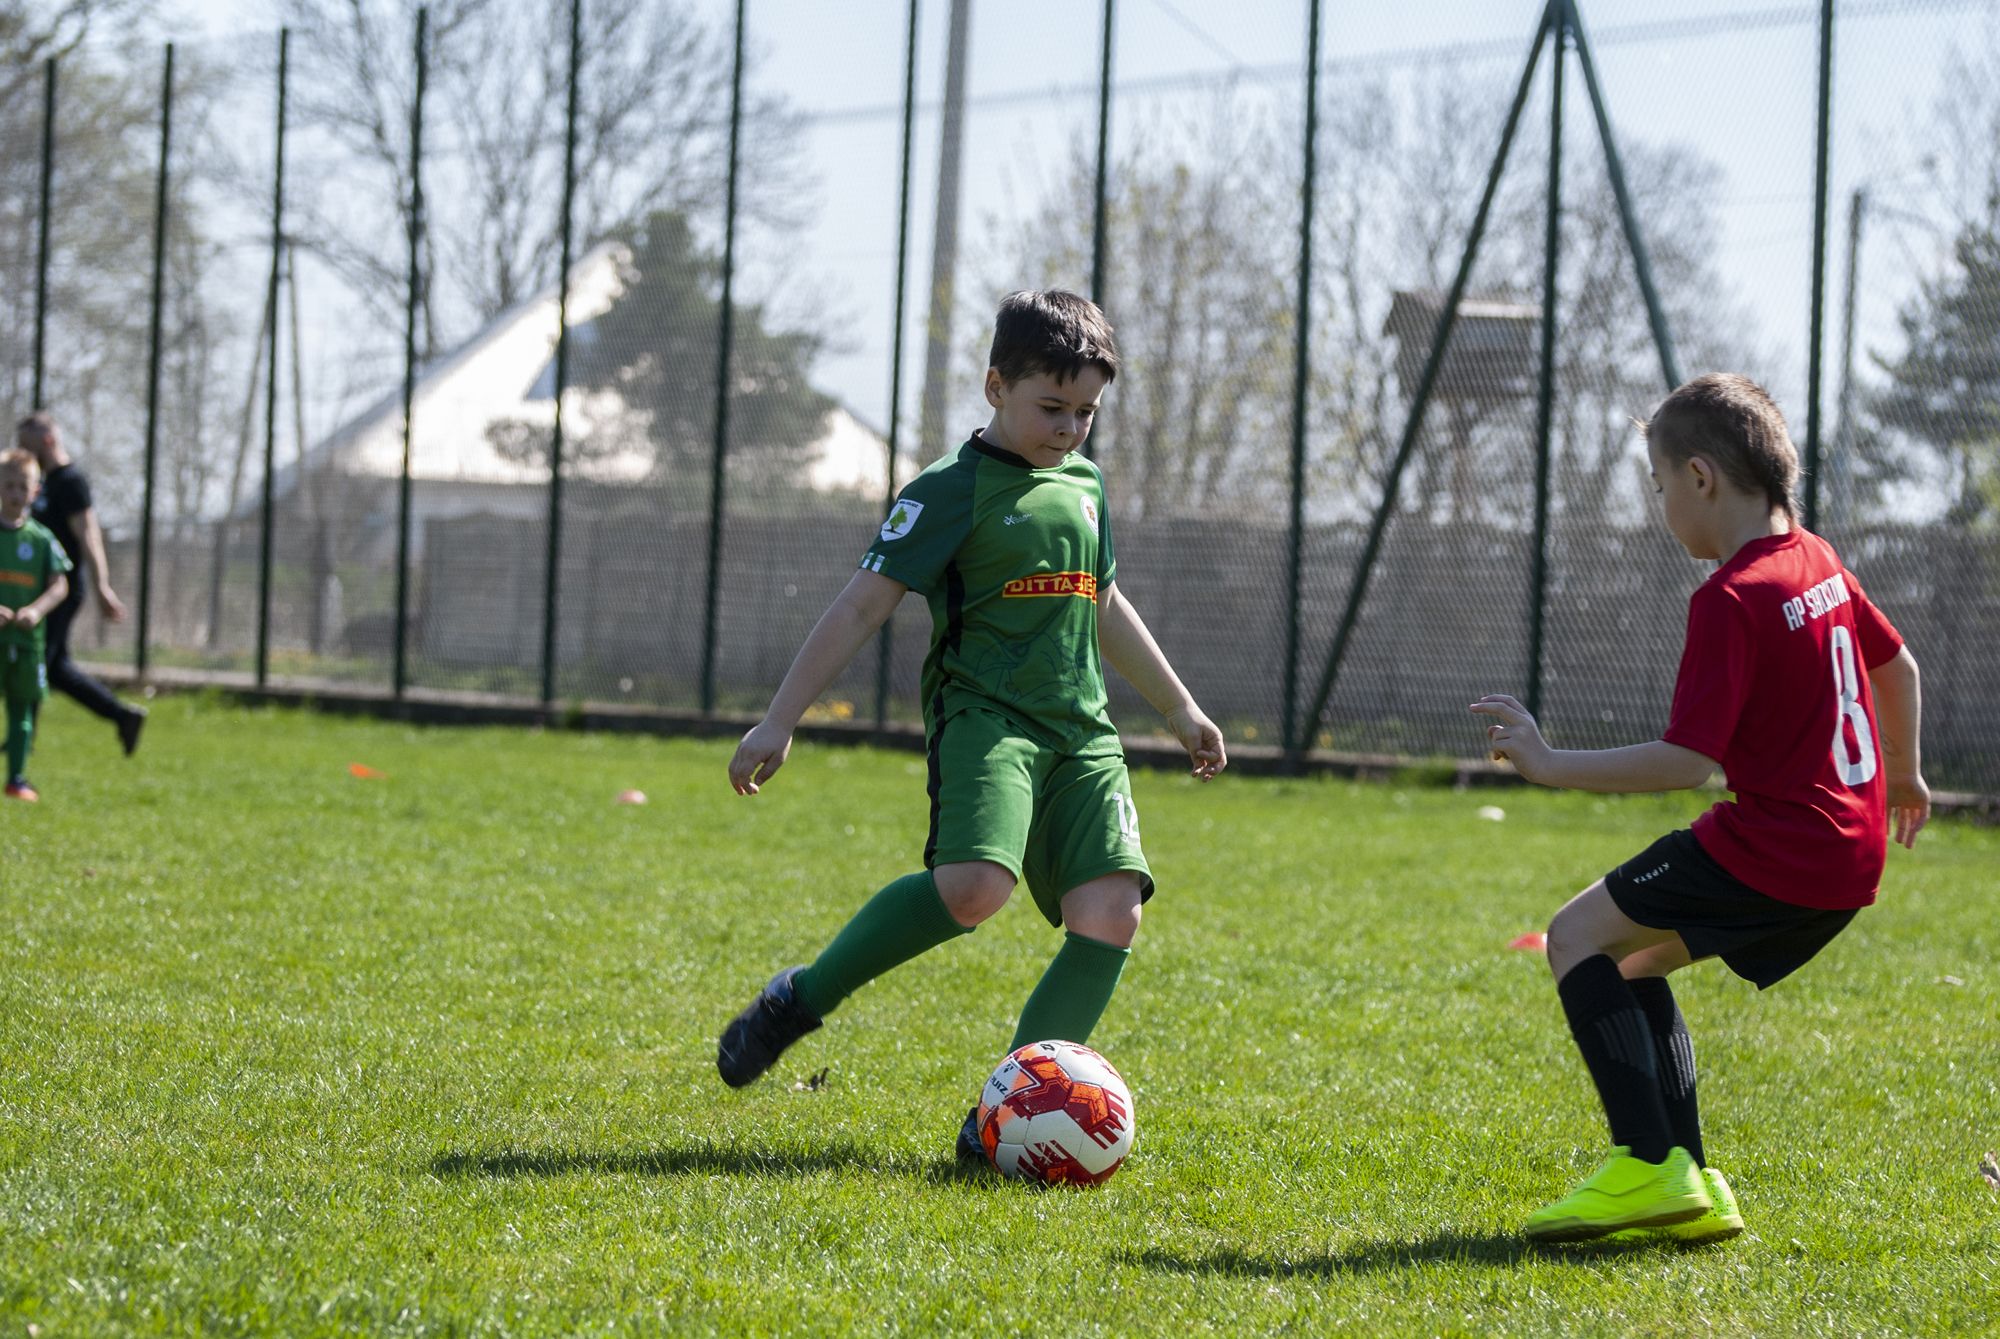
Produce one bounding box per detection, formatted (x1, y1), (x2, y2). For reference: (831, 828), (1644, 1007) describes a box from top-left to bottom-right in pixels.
(975, 1040), (1134, 1186)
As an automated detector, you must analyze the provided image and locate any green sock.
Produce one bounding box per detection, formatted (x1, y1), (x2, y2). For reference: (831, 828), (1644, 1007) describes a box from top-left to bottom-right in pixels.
(1008, 931), (1131, 1051)
(791, 871), (973, 1019)
(5, 697), (31, 782)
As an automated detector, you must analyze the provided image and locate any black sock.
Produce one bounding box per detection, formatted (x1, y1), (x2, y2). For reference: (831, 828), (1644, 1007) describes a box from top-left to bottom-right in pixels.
(1629, 975), (1703, 1167)
(1555, 954), (1674, 1163)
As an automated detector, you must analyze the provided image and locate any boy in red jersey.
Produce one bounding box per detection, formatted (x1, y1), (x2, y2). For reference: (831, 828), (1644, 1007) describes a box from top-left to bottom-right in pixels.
(1473, 373), (1928, 1244)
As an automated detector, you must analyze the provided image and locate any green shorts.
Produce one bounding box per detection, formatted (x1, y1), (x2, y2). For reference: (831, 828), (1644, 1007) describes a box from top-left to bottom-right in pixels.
(2, 643), (46, 705)
(924, 707), (1153, 927)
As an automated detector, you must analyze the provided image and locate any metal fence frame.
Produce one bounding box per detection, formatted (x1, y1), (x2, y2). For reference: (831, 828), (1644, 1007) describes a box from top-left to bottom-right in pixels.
(20, 0), (1990, 788)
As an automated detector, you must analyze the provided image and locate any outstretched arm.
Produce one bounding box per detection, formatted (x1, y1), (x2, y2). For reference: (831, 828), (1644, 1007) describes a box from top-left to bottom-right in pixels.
(1098, 580), (1225, 780)
(1868, 646), (1929, 848)
(728, 569), (907, 795)
(1471, 693), (1714, 793)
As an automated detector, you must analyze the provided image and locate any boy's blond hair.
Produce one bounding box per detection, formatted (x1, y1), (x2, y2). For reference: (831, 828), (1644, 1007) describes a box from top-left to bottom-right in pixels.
(1642, 373), (1801, 520)
(0, 447), (40, 481)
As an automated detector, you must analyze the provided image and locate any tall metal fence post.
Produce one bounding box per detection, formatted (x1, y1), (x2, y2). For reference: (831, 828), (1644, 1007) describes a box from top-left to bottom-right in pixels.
(1293, 0), (1555, 764)
(875, 0), (921, 728)
(542, 0), (582, 708)
(395, 7), (428, 698)
(1803, 0), (1834, 529)
(700, 0), (747, 715)
(915, 0), (970, 469)
(1526, 3), (1566, 720)
(1090, 0), (1113, 303)
(1282, 0), (1322, 757)
(138, 44), (174, 679)
(1830, 186), (1866, 534)
(32, 57), (55, 409)
(1084, 0), (1114, 462)
(255, 28), (288, 688)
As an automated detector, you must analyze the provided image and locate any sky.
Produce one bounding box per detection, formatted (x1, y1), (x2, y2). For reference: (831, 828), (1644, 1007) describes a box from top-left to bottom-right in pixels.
(135, 0), (1992, 505)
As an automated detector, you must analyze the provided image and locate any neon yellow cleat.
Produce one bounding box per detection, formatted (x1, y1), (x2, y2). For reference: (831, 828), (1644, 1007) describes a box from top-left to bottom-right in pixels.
(1525, 1146), (1710, 1243)
(1609, 1166), (1745, 1245)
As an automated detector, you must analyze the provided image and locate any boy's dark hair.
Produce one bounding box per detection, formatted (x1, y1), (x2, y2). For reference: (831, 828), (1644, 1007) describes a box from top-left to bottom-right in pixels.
(988, 289), (1119, 386)
(1643, 373), (1800, 520)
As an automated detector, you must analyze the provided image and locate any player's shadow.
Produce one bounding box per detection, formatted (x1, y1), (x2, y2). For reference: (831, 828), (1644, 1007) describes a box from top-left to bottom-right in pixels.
(430, 1143), (989, 1184)
(1127, 1231), (1655, 1277)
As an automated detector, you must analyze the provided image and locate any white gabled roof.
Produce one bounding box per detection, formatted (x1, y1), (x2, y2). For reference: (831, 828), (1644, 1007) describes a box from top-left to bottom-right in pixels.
(272, 239), (910, 507)
(314, 240), (643, 488)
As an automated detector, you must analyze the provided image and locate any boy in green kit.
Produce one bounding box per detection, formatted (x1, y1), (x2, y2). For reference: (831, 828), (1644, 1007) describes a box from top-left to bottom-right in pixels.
(0, 449), (73, 802)
(717, 290), (1226, 1160)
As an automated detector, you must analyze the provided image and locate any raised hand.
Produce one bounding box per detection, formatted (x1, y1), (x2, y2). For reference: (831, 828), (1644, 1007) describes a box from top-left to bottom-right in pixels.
(1469, 693), (1552, 782)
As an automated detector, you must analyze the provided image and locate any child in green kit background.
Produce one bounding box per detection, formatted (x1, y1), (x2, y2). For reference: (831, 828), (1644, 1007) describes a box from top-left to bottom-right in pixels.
(0, 448), (74, 802)
(717, 290), (1226, 1161)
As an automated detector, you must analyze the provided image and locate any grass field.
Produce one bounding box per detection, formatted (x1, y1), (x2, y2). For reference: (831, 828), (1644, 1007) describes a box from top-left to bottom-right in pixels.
(2, 695), (1996, 1336)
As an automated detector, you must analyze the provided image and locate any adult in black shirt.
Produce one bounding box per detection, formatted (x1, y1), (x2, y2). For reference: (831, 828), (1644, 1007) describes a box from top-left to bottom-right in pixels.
(18, 413), (145, 754)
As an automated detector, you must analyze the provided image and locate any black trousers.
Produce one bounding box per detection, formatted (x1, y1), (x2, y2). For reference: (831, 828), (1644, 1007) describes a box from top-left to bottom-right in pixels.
(44, 584), (128, 724)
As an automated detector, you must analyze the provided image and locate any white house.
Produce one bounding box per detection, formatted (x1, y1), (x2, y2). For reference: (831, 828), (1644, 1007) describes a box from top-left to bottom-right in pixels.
(261, 240), (909, 557)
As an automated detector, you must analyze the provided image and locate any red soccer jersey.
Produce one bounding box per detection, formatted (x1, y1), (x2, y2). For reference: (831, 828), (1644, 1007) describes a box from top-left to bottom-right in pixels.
(1660, 529), (1904, 909)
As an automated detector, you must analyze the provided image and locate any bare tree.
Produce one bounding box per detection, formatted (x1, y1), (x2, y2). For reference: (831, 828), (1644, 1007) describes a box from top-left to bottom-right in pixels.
(1306, 68), (1543, 522)
(1300, 70), (1754, 529)
(980, 96), (1294, 521)
(1551, 142), (1765, 522)
(987, 63), (1756, 531)
(2, 0), (178, 497)
(278, 0), (808, 355)
(1929, 27), (2000, 235)
(0, 0), (153, 101)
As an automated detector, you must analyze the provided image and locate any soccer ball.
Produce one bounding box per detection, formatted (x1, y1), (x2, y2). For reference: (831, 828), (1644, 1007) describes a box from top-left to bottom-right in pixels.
(975, 1040), (1134, 1185)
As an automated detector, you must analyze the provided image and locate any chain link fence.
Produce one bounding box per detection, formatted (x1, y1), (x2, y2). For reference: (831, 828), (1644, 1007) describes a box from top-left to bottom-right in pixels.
(5, 0), (1997, 792)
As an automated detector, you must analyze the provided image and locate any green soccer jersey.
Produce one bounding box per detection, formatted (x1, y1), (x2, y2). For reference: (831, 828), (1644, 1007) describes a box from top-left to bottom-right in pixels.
(0, 519), (70, 654)
(861, 433), (1119, 754)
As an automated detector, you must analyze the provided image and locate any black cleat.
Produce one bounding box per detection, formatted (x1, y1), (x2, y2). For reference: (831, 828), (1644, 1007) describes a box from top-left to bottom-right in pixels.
(955, 1106), (985, 1164)
(117, 708), (146, 758)
(716, 966), (821, 1088)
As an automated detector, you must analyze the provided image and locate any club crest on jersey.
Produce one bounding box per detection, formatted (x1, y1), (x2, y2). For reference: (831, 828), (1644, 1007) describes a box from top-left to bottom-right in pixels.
(1079, 495), (1099, 528)
(16, 541), (32, 562)
(880, 498), (925, 542)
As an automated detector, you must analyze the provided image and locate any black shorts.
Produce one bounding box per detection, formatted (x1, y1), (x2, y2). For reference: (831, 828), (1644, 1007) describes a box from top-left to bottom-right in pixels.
(1602, 829), (1859, 989)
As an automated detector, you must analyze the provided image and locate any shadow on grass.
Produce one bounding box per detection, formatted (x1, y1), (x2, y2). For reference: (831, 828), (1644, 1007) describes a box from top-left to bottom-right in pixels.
(430, 1142), (998, 1185)
(1126, 1231), (1658, 1278)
